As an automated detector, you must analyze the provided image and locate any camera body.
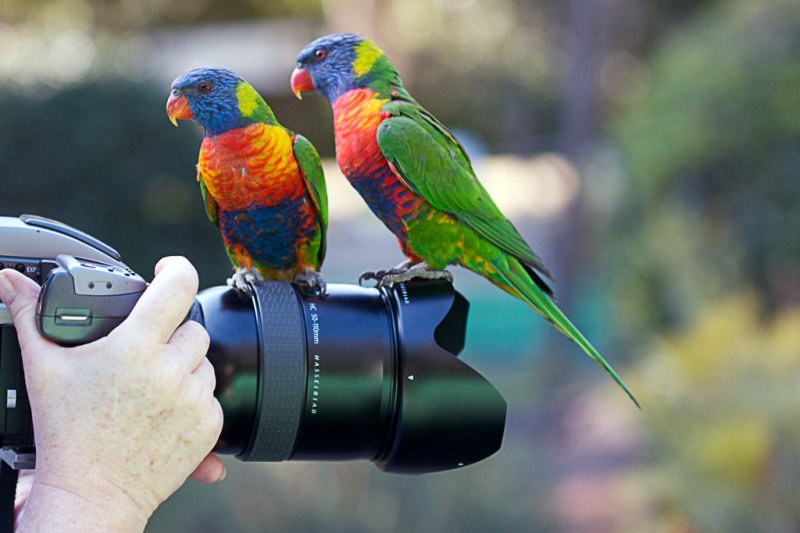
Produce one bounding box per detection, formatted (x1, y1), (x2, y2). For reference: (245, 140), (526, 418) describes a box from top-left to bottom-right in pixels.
(0, 215), (507, 474)
(0, 215), (145, 468)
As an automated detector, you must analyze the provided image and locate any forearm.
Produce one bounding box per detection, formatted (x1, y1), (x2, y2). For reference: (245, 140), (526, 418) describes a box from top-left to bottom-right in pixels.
(16, 480), (149, 533)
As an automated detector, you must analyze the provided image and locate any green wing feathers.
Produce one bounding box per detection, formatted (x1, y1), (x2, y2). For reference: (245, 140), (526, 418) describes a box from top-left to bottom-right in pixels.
(197, 170), (219, 227)
(292, 133), (328, 265)
(377, 101), (553, 286)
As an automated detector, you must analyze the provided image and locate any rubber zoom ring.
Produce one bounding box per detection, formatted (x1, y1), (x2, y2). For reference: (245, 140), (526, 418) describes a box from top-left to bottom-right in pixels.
(240, 282), (307, 461)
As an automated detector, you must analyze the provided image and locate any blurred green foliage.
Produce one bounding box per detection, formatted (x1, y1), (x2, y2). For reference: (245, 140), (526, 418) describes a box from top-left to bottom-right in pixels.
(610, 0), (800, 335)
(601, 2), (800, 529)
(627, 295), (800, 531)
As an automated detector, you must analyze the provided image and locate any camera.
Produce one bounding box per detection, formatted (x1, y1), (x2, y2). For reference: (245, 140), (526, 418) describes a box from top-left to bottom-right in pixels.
(0, 214), (506, 474)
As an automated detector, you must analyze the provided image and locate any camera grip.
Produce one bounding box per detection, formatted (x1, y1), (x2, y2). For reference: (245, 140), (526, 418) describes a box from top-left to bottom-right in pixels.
(35, 255), (146, 346)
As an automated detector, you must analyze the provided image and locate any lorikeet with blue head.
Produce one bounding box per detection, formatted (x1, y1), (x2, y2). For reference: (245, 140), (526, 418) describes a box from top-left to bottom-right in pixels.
(290, 34), (638, 406)
(167, 67), (327, 293)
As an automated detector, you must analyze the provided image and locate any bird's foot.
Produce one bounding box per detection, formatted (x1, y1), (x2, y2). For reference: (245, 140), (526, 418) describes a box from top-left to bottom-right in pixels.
(358, 260), (413, 287)
(359, 262), (453, 288)
(227, 267), (259, 296)
(294, 269), (327, 297)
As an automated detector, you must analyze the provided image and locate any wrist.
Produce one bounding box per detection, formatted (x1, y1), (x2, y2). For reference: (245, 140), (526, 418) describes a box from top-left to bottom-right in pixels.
(16, 478), (150, 533)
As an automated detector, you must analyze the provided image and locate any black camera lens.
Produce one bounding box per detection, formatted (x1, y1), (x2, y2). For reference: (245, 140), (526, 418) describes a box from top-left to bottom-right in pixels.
(196, 279), (507, 474)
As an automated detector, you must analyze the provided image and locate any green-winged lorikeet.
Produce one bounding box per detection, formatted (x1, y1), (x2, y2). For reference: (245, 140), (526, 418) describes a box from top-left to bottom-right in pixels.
(167, 67), (327, 293)
(290, 34), (637, 406)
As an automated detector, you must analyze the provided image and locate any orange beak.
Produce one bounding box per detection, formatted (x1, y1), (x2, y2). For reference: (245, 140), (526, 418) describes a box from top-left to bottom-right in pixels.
(290, 66), (314, 100)
(166, 93), (193, 126)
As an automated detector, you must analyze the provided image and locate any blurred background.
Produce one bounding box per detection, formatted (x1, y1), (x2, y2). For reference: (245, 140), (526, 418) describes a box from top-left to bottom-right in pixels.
(2, 0), (800, 530)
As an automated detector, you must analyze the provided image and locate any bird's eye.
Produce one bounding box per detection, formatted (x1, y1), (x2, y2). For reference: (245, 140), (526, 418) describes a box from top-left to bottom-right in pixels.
(198, 82), (212, 93)
(314, 48), (327, 61)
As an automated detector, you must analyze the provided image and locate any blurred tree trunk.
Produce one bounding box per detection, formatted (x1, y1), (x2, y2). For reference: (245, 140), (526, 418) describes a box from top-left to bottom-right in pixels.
(559, 0), (602, 159)
(554, 0), (613, 304)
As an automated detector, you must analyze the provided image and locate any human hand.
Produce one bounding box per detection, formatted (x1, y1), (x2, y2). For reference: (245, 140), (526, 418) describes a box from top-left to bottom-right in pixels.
(0, 257), (224, 532)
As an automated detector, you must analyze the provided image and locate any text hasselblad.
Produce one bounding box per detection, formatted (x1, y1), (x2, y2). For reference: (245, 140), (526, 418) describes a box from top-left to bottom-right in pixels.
(309, 303), (320, 414)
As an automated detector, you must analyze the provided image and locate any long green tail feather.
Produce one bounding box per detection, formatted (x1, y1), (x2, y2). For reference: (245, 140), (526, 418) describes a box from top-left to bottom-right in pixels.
(493, 258), (641, 408)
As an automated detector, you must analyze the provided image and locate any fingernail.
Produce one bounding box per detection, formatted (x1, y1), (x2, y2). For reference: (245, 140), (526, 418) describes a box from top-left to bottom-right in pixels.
(218, 468), (227, 483)
(0, 273), (14, 305)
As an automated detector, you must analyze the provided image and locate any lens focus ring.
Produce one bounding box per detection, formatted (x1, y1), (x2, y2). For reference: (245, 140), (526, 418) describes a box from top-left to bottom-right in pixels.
(241, 281), (307, 461)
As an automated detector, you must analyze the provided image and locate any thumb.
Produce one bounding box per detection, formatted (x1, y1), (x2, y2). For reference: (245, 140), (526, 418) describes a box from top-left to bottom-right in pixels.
(0, 269), (48, 352)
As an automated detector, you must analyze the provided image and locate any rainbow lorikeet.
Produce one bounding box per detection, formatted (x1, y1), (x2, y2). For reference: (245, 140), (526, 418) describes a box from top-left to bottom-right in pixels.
(167, 67), (327, 293)
(290, 34), (638, 406)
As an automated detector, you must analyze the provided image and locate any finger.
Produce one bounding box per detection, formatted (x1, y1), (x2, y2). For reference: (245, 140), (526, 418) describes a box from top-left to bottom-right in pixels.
(189, 453), (226, 483)
(0, 270), (53, 354)
(125, 257), (198, 343)
(168, 320), (210, 374)
(191, 357), (216, 393)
